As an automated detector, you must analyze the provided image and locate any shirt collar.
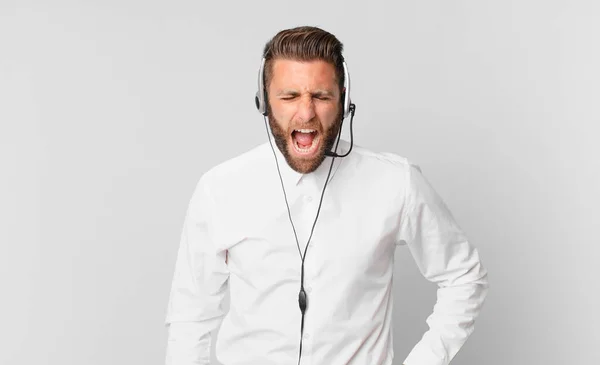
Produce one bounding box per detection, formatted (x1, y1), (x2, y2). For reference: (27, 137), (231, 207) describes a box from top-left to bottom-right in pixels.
(271, 138), (350, 187)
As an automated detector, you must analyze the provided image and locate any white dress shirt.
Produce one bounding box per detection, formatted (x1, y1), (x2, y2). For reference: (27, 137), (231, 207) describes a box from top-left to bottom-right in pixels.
(165, 138), (489, 365)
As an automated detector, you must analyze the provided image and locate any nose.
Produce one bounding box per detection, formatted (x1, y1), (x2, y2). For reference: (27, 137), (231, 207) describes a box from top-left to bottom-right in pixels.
(295, 95), (316, 123)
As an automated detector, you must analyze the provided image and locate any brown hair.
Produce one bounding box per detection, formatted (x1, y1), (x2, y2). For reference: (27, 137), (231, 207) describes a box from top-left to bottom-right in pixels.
(262, 26), (345, 94)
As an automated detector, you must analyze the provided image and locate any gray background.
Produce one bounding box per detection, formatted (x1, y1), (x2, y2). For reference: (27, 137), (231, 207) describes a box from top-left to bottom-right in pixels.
(1, 1), (598, 364)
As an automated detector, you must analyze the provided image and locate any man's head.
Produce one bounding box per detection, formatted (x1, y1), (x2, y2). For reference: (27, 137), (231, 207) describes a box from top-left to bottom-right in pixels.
(262, 26), (346, 174)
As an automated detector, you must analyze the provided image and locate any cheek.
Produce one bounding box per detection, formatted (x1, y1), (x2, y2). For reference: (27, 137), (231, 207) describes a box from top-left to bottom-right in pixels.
(316, 104), (340, 126)
(270, 105), (293, 128)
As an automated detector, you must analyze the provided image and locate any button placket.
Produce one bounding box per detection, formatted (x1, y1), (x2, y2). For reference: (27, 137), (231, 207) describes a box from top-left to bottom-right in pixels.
(305, 176), (320, 205)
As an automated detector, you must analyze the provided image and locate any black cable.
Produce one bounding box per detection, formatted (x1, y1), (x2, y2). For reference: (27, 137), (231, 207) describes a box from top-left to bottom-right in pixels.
(263, 116), (343, 365)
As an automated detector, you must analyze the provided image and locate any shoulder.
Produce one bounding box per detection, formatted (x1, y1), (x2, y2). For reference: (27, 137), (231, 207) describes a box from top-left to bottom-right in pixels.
(348, 143), (422, 178)
(331, 143), (425, 210)
(201, 142), (272, 187)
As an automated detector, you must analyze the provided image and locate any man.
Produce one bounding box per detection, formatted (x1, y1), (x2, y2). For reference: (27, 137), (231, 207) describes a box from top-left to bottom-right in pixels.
(165, 26), (489, 365)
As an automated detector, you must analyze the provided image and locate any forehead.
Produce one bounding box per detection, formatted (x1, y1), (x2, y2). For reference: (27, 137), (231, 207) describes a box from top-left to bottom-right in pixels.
(269, 59), (338, 90)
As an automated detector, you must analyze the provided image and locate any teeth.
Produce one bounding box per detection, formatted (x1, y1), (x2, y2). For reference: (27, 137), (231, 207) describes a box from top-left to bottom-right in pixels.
(295, 129), (316, 133)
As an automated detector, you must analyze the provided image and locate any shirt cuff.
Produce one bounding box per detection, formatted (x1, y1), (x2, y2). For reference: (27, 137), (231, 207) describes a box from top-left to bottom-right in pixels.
(402, 331), (450, 365)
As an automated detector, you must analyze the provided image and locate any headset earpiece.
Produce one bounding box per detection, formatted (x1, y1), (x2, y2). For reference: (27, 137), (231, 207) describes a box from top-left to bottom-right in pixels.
(342, 61), (351, 119)
(256, 58), (268, 116)
(255, 92), (262, 114)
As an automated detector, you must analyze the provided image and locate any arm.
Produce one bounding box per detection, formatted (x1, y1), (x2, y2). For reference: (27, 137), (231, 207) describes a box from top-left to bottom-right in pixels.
(397, 162), (489, 365)
(165, 174), (230, 365)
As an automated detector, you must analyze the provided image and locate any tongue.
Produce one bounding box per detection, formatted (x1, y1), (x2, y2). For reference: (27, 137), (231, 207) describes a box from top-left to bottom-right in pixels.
(295, 132), (315, 148)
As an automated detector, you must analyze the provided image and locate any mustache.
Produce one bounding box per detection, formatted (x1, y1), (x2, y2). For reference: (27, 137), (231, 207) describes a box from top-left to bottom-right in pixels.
(287, 121), (323, 132)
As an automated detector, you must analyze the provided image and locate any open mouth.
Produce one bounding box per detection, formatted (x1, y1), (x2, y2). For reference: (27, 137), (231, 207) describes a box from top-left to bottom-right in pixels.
(291, 129), (320, 156)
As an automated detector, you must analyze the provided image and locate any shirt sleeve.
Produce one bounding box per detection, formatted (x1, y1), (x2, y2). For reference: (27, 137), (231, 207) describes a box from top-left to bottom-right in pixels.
(397, 162), (489, 365)
(164, 173), (230, 365)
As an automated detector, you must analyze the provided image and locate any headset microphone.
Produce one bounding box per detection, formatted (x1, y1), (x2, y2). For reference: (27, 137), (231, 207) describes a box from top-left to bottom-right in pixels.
(325, 103), (356, 158)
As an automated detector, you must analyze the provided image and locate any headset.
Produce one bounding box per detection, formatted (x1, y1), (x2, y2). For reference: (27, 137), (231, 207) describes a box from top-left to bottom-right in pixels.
(254, 55), (357, 365)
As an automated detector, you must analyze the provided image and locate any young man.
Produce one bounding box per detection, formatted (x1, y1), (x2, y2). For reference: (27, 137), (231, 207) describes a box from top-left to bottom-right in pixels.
(165, 26), (489, 365)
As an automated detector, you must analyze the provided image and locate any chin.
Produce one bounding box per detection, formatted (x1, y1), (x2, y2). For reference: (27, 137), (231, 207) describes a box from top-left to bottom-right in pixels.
(268, 115), (338, 174)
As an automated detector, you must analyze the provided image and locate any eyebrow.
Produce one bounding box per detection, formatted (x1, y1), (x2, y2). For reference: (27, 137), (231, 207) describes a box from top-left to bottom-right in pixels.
(276, 89), (335, 97)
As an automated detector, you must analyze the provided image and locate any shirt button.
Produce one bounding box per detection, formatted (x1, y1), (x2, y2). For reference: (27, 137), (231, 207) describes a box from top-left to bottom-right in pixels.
(304, 333), (310, 339)
(305, 196), (313, 203)
(306, 286), (312, 293)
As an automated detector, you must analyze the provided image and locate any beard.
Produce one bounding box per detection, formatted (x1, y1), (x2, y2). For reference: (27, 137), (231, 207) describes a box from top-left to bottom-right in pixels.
(268, 107), (342, 174)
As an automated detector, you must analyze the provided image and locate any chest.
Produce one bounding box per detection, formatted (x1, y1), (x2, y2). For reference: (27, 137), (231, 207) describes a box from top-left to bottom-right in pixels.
(224, 188), (402, 283)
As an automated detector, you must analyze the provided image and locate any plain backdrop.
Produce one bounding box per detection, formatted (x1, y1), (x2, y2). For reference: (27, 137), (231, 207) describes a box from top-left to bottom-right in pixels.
(1, 1), (598, 364)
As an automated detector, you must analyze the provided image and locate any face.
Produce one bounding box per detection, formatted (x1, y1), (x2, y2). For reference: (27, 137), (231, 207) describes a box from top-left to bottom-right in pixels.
(267, 59), (343, 174)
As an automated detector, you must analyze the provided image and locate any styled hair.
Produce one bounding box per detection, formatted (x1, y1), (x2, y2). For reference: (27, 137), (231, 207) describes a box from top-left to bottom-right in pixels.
(262, 26), (345, 93)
